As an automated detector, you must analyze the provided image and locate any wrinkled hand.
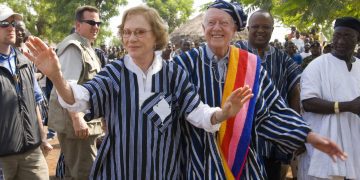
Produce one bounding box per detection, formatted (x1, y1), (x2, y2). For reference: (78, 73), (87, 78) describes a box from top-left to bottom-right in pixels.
(307, 132), (347, 162)
(214, 86), (253, 123)
(24, 36), (62, 80)
(40, 141), (53, 157)
(73, 116), (90, 139)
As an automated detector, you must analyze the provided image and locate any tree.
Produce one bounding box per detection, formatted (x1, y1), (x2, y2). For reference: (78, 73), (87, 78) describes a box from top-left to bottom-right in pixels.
(3, 0), (128, 44)
(146, 0), (194, 33)
(237, 0), (360, 40)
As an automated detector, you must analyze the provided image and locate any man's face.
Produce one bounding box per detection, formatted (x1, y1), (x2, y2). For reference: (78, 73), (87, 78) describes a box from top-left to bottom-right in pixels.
(247, 12), (274, 49)
(286, 41), (296, 55)
(332, 27), (359, 58)
(167, 42), (173, 51)
(310, 46), (321, 56)
(304, 43), (310, 51)
(76, 11), (100, 41)
(15, 22), (25, 45)
(203, 8), (236, 53)
(0, 16), (16, 47)
(181, 41), (191, 52)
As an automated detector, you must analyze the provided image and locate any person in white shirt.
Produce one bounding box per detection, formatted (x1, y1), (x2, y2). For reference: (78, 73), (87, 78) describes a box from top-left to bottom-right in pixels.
(292, 31), (305, 53)
(299, 16), (360, 180)
(300, 42), (312, 59)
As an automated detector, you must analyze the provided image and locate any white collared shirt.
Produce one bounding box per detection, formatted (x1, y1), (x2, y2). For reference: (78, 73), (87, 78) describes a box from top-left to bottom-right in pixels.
(58, 53), (221, 132)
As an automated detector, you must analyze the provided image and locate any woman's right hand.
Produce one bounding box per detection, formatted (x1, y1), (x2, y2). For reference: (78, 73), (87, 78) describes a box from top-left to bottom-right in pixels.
(24, 36), (62, 81)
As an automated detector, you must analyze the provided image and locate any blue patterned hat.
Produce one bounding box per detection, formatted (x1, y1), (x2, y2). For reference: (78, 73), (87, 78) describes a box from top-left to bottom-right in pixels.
(208, 0), (248, 31)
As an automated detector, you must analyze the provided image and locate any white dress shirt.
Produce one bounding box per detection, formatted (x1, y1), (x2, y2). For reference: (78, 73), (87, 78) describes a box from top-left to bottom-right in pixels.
(58, 54), (222, 133)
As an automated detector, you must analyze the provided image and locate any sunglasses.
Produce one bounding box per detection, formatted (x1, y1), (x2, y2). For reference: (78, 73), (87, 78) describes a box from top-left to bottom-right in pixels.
(0, 21), (16, 28)
(80, 19), (102, 26)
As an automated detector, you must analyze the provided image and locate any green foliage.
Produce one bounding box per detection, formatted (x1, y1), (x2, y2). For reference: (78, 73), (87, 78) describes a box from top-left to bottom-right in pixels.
(110, 36), (122, 47)
(2, 0), (127, 44)
(146, 0), (193, 33)
(237, 0), (360, 40)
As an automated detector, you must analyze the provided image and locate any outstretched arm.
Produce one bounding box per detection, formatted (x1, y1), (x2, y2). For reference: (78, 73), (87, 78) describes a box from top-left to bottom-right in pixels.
(307, 132), (347, 162)
(24, 36), (75, 104)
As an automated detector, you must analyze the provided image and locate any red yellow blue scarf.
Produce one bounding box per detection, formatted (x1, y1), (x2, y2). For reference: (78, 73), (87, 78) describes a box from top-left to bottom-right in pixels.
(217, 46), (260, 179)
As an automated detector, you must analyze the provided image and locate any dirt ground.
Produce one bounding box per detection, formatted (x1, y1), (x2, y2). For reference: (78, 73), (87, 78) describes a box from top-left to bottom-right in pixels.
(45, 136), (294, 179)
(45, 137), (61, 179)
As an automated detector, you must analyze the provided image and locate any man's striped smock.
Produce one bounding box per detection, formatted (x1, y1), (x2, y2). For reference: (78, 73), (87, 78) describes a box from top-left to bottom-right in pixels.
(236, 40), (302, 159)
(173, 45), (311, 179)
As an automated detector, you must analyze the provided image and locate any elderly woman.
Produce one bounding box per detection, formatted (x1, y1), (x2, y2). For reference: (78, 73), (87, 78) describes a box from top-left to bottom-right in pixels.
(24, 5), (253, 179)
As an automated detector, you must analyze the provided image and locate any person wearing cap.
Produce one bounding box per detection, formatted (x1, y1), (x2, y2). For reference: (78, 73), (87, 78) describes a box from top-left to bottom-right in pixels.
(235, 10), (303, 180)
(173, 1), (347, 179)
(299, 16), (360, 179)
(301, 41), (322, 70)
(0, 4), (50, 180)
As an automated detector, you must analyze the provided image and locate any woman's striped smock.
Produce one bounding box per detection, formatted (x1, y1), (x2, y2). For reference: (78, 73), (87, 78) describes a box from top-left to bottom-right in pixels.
(173, 45), (311, 179)
(82, 58), (202, 179)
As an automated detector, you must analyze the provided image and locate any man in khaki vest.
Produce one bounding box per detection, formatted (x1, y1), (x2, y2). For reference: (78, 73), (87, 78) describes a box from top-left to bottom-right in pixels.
(48, 5), (103, 179)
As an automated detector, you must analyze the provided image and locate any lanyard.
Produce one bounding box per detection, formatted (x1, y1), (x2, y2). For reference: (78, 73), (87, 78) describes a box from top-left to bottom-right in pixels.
(6, 52), (20, 93)
(5, 49), (23, 113)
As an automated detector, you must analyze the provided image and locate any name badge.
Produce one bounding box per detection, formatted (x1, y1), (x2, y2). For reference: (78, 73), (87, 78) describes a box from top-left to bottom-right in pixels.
(153, 97), (171, 122)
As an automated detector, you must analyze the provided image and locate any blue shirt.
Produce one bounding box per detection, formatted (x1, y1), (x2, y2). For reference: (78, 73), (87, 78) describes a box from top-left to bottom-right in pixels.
(291, 53), (303, 65)
(235, 41), (301, 106)
(0, 47), (43, 103)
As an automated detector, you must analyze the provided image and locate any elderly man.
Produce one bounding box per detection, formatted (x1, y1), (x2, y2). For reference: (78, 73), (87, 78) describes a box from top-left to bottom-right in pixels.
(173, 0), (346, 179)
(235, 10), (302, 180)
(0, 4), (49, 180)
(299, 17), (360, 180)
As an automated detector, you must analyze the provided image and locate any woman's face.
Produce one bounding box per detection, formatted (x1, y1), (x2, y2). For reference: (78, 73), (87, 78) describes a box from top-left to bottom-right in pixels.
(122, 14), (156, 61)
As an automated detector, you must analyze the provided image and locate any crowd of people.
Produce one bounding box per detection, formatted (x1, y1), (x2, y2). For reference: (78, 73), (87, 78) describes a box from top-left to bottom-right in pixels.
(0, 0), (359, 180)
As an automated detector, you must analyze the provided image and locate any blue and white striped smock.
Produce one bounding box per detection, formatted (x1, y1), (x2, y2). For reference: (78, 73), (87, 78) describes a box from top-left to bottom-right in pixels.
(82, 56), (207, 179)
(173, 45), (311, 179)
(236, 40), (302, 158)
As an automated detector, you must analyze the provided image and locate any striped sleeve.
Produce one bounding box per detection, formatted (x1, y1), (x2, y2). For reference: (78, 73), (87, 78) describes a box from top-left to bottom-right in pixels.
(169, 62), (201, 115)
(283, 52), (301, 93)
(255, 67), (311, 153)
(82, 65), (116, 120)
(172, 49), (199, 78)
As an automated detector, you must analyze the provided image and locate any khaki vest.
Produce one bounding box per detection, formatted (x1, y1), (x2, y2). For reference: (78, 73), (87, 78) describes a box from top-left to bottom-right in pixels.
(48, 33), (102, 137)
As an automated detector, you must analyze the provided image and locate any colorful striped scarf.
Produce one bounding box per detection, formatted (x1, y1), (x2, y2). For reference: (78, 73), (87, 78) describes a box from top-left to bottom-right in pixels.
(217, 46), (260, 179)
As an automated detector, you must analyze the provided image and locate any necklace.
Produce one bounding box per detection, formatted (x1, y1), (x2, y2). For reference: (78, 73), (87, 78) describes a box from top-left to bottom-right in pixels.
(202, 50), (228, 84)
(6, 48), (20, 93)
